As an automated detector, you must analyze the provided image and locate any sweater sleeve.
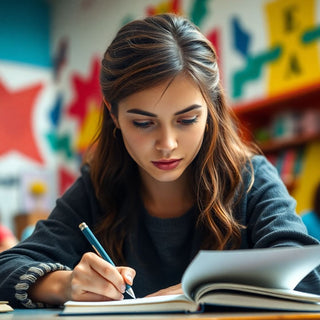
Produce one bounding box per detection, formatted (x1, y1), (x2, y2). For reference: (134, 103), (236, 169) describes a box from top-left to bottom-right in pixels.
(14, 262), (70, 308)
(243, 155), (318, 248)
(0, 166), (103, 308)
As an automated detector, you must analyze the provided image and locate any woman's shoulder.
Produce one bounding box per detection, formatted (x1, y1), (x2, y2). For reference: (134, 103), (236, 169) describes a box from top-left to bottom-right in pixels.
(65, 164), (92, 191)
(243, 155), (277, 180)
(250, 155), (281, 179)
(58, 164), (96, 205)
(51, 164), (104, 224)
(250, 154), (272, 168)
(80, 163), (91, 178)
(241, 154), (288, 196)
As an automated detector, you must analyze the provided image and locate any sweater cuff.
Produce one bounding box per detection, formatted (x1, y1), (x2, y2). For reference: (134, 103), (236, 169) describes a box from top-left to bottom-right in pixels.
(14, 262), (71, 308)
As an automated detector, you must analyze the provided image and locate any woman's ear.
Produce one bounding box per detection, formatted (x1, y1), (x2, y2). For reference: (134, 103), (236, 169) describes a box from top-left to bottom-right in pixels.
(103, 97), (119, 128)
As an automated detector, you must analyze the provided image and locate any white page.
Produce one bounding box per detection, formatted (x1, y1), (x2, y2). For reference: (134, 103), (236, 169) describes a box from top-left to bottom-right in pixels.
(64, 294), (187, 307)
(182, 245), (320, 299)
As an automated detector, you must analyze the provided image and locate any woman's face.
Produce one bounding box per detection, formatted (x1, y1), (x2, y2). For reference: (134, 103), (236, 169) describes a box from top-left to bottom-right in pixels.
(117, 74), (208, 183)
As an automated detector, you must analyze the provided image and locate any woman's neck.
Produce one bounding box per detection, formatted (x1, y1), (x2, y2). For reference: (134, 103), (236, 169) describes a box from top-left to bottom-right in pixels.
(140, 170), (194, 219)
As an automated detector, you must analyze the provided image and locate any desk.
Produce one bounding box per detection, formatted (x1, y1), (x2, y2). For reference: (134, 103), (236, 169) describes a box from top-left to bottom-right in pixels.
(4, 310), (320, 320)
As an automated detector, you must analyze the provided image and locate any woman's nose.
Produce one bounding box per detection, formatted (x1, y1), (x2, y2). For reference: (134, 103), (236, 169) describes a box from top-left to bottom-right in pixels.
(155, 127), (178, 154)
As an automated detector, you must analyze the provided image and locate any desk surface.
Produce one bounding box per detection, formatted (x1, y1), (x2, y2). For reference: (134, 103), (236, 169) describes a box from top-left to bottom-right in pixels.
(3, 309), (320, 320)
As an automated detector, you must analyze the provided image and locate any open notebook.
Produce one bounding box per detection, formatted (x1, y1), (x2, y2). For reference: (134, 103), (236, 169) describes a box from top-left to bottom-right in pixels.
(61, 245), (320, 315)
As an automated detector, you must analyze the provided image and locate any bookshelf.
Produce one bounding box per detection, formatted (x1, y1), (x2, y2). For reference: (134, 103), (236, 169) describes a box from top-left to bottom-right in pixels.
(258, 132), (320, 154)
(232, 82), (320, 192)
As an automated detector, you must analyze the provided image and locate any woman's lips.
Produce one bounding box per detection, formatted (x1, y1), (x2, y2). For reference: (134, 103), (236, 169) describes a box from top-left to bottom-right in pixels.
(152, 159), (182, 170)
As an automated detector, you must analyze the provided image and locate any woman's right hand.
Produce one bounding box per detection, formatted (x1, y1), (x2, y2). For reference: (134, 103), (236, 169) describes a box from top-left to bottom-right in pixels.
(29, 252), (136, 305)
(70, 252), (135, 301)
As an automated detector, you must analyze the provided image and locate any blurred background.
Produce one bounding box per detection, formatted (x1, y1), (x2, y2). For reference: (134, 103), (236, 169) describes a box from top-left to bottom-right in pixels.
(0, 0), (319, 242)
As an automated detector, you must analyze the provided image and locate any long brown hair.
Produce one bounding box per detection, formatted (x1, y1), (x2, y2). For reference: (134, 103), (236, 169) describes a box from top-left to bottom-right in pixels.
(87, 13), (256, 264)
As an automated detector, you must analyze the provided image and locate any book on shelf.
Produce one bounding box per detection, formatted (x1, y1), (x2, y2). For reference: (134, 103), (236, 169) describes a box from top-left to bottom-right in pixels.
(0, 301), (13, 313)
(61, 245), (320, 316)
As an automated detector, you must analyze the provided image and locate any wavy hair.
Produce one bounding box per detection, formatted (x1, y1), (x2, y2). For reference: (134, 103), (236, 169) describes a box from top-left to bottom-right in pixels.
(87, 13), (256, 264)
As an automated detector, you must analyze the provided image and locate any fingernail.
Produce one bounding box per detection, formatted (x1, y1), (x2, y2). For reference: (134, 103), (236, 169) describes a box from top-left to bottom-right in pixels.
(125, 274), (133, 283)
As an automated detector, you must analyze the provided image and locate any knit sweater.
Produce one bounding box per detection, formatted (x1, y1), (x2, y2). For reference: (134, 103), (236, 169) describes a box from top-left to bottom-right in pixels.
(0, 155), (319, 308)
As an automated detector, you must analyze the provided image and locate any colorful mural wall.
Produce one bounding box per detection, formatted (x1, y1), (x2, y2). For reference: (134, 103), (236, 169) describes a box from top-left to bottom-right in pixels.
(232, 0), (320, 99)
(0, 0), (320, 231)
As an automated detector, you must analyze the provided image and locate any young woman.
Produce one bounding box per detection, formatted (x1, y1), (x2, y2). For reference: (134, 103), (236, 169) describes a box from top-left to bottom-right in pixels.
(0, 13), (319, 309)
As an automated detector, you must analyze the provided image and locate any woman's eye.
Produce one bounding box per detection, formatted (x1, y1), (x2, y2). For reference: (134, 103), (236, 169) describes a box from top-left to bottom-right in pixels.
(178, 116), (198, 125)
(133, 120), (153, 128)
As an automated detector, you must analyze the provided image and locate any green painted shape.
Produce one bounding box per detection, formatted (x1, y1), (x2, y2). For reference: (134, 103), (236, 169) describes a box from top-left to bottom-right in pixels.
(302, 25), (320, 43)
(121, 15), (134, 27)
(190, 0), (209, 27)
(232, 46), (282, 98)
(46, 131), (74, 159)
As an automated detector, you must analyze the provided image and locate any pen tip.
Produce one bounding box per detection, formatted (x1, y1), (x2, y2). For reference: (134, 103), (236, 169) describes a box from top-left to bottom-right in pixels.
(126, 287), (136, 299)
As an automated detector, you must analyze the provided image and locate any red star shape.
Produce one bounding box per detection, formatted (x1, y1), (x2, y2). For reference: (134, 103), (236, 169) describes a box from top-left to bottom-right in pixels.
(58, 166), (77, 196)
(67, 57), (102, 127)
(206, 28), (223, 84)
(0, 80), (44, 163)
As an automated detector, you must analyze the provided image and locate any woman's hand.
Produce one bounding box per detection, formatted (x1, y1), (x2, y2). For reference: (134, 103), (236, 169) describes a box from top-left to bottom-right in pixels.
(70, 252), (135, 301)
(29, 252), (136, 305)
(146, 283), (183, 297)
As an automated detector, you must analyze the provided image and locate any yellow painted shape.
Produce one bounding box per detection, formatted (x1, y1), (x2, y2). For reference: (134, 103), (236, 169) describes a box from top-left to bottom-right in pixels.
(292, 141), (320, 213)
(265, 0), (320, 96)
(76, 101), (101, 153)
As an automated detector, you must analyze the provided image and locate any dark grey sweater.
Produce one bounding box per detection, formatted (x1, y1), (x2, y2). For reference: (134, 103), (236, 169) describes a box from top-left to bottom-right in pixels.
(0, 155), (319, 308)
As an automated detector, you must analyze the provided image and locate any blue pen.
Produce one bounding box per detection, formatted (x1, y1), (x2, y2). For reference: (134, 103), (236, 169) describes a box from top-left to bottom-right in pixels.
(79, 222), (136, 299)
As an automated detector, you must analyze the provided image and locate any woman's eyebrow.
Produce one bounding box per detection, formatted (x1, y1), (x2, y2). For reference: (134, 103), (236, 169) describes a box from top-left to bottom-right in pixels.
(126, 104), (203, 117)
(127, 109), (157, 117)
(174, 104), (202, 115)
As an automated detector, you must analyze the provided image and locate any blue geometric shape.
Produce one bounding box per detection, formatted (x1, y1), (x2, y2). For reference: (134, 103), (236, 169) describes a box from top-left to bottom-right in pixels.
(232, 16), (251, 58)
(0, 0), (51, 67)
(49, 93), (63, 128)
